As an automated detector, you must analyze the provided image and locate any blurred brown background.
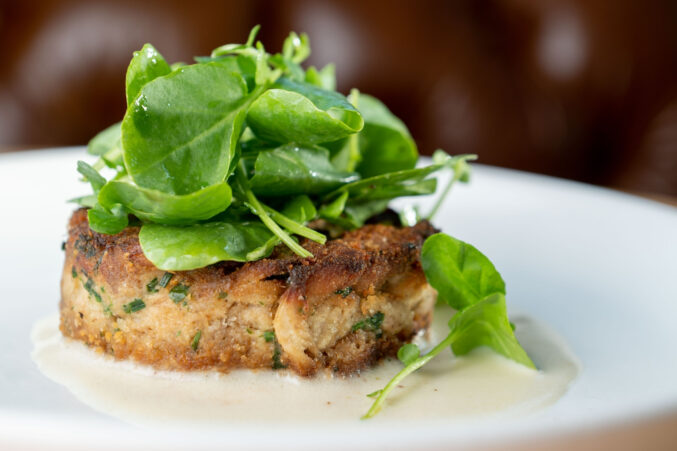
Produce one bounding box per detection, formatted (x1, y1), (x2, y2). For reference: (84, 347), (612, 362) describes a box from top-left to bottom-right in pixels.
(1, 0), (676, 195)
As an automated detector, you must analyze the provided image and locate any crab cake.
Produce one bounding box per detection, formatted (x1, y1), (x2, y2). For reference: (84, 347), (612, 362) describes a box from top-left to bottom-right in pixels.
(60, 209), (437, 376)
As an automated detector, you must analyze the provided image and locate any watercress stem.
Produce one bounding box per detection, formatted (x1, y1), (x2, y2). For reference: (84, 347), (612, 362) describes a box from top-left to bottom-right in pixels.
(262, 206), (326, 244)
(427, 171), (459, 221)
(362, 330), (456, 419)
(235, 163), (313, 258)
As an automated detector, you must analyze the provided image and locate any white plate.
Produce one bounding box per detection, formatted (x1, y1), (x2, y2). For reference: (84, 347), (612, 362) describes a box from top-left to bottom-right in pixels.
(1, 147), (676, 450)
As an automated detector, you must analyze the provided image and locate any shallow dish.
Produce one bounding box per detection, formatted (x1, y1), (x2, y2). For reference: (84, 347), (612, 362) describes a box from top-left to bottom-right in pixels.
(1, 147), (676, 450)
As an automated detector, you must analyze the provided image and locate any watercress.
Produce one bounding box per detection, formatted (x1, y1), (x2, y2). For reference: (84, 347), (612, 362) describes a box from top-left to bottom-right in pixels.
(362, 234), (534, 419)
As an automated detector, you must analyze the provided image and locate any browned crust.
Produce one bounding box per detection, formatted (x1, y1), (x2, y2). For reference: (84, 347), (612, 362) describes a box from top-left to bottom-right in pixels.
(60, 209), (437, 376)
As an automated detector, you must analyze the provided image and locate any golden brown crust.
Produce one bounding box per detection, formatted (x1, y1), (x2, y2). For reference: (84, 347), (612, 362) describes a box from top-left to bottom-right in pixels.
(60, 209), (437, 376)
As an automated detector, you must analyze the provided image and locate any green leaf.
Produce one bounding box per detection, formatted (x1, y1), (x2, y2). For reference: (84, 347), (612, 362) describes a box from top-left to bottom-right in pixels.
(282, 31), (310, 64)
(330, 94), (418, 177)
(87, 122), (122, 157)
(421, 233), (506, 310)
(139, 220), (275, 271)
(448, 293), (535, 368)
(69, 194), (97, 208)
(318, 191), (348, 219)
(125, 43), (171, 106)
(97, 179), (232, 224)
(305, 64), (336, 91)
(333, 199), (390, 229)
(247, 77), (363, 145)
(397, 343), (420, 366)
(248, 145), (359, 197)
(355, 94), (418, 177)
(87, 204), (128, 235)
(195, 55), (257, 92)
(324, 163), (445, 203)
(122, 62), (252, 194)
(277, 195), (317, 223)
(76, 161), (106, 193)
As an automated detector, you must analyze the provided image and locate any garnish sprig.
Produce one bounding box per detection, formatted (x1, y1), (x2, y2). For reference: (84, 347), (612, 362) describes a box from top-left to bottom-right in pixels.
(362, 234), (535, 419)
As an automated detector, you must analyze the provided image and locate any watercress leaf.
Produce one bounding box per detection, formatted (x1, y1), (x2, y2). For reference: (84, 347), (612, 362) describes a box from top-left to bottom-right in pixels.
(448, 293), (535, 369)
(69, 194), (98, 208)
(282, 31), (310, 64)
(397, 343), (420, 366)
(354, 94), (418, 177)
(210, 25), (260, 57)
(87, 203), (128, 235)
(139, 220), (274, 271)
(122, 63), (251, 194)
(268, 53), (304, 82)
(87, 122), (122, 157)
(305, 64), (336, 91)
(318, 191), (348, 220)
(76, 161), (106, 193)
(247, 77), (363, 145)
(248, 145), (359, 196)
(348, 177), (437, 202)
(331, 199), (390, 229)
(323, 163), (445, 202)
(195, 55), (257, 92)
(98, 179), (232, 224)
(326, 94), (417, 176)
(281, 195), (317, 223)
(125, 43), (171, 106)
(421, 233), (506, 310)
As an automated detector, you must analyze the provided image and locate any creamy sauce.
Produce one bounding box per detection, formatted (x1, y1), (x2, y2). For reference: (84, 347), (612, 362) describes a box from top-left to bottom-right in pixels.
(31, 306), (579, 426)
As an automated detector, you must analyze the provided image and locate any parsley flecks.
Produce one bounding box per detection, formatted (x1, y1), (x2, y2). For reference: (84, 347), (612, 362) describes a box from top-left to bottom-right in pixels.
(169, 283), (189, 303)
(335, 286), (353, 298)
(146, 277), (159, 293)
(218, 291), (228, 299)
(74, 233), (96, 258)
(71, 266), (78, 278)
(352, 312), (385, 337)
(158, 272), (173, 288)
(123, 298), (146, 314)
(262, 330), (275, 342)
(83, 277), (102, 303)
(191, 330), (202, 351)
(272, 340), (286, 370)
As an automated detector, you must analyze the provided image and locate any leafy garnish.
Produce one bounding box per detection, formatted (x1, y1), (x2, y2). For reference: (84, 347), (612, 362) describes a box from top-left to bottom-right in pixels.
(125, 43), (171, 106)
(78, 27), (478, 268)
(247, 77), (363, 145)
(122, 64), (251, 194)
(421, 233), (505, 310)
(362, 234), (534, 419)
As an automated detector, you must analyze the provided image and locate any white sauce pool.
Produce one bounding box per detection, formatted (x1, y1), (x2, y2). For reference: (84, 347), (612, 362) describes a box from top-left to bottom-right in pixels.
(31, 306), (579, 426)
